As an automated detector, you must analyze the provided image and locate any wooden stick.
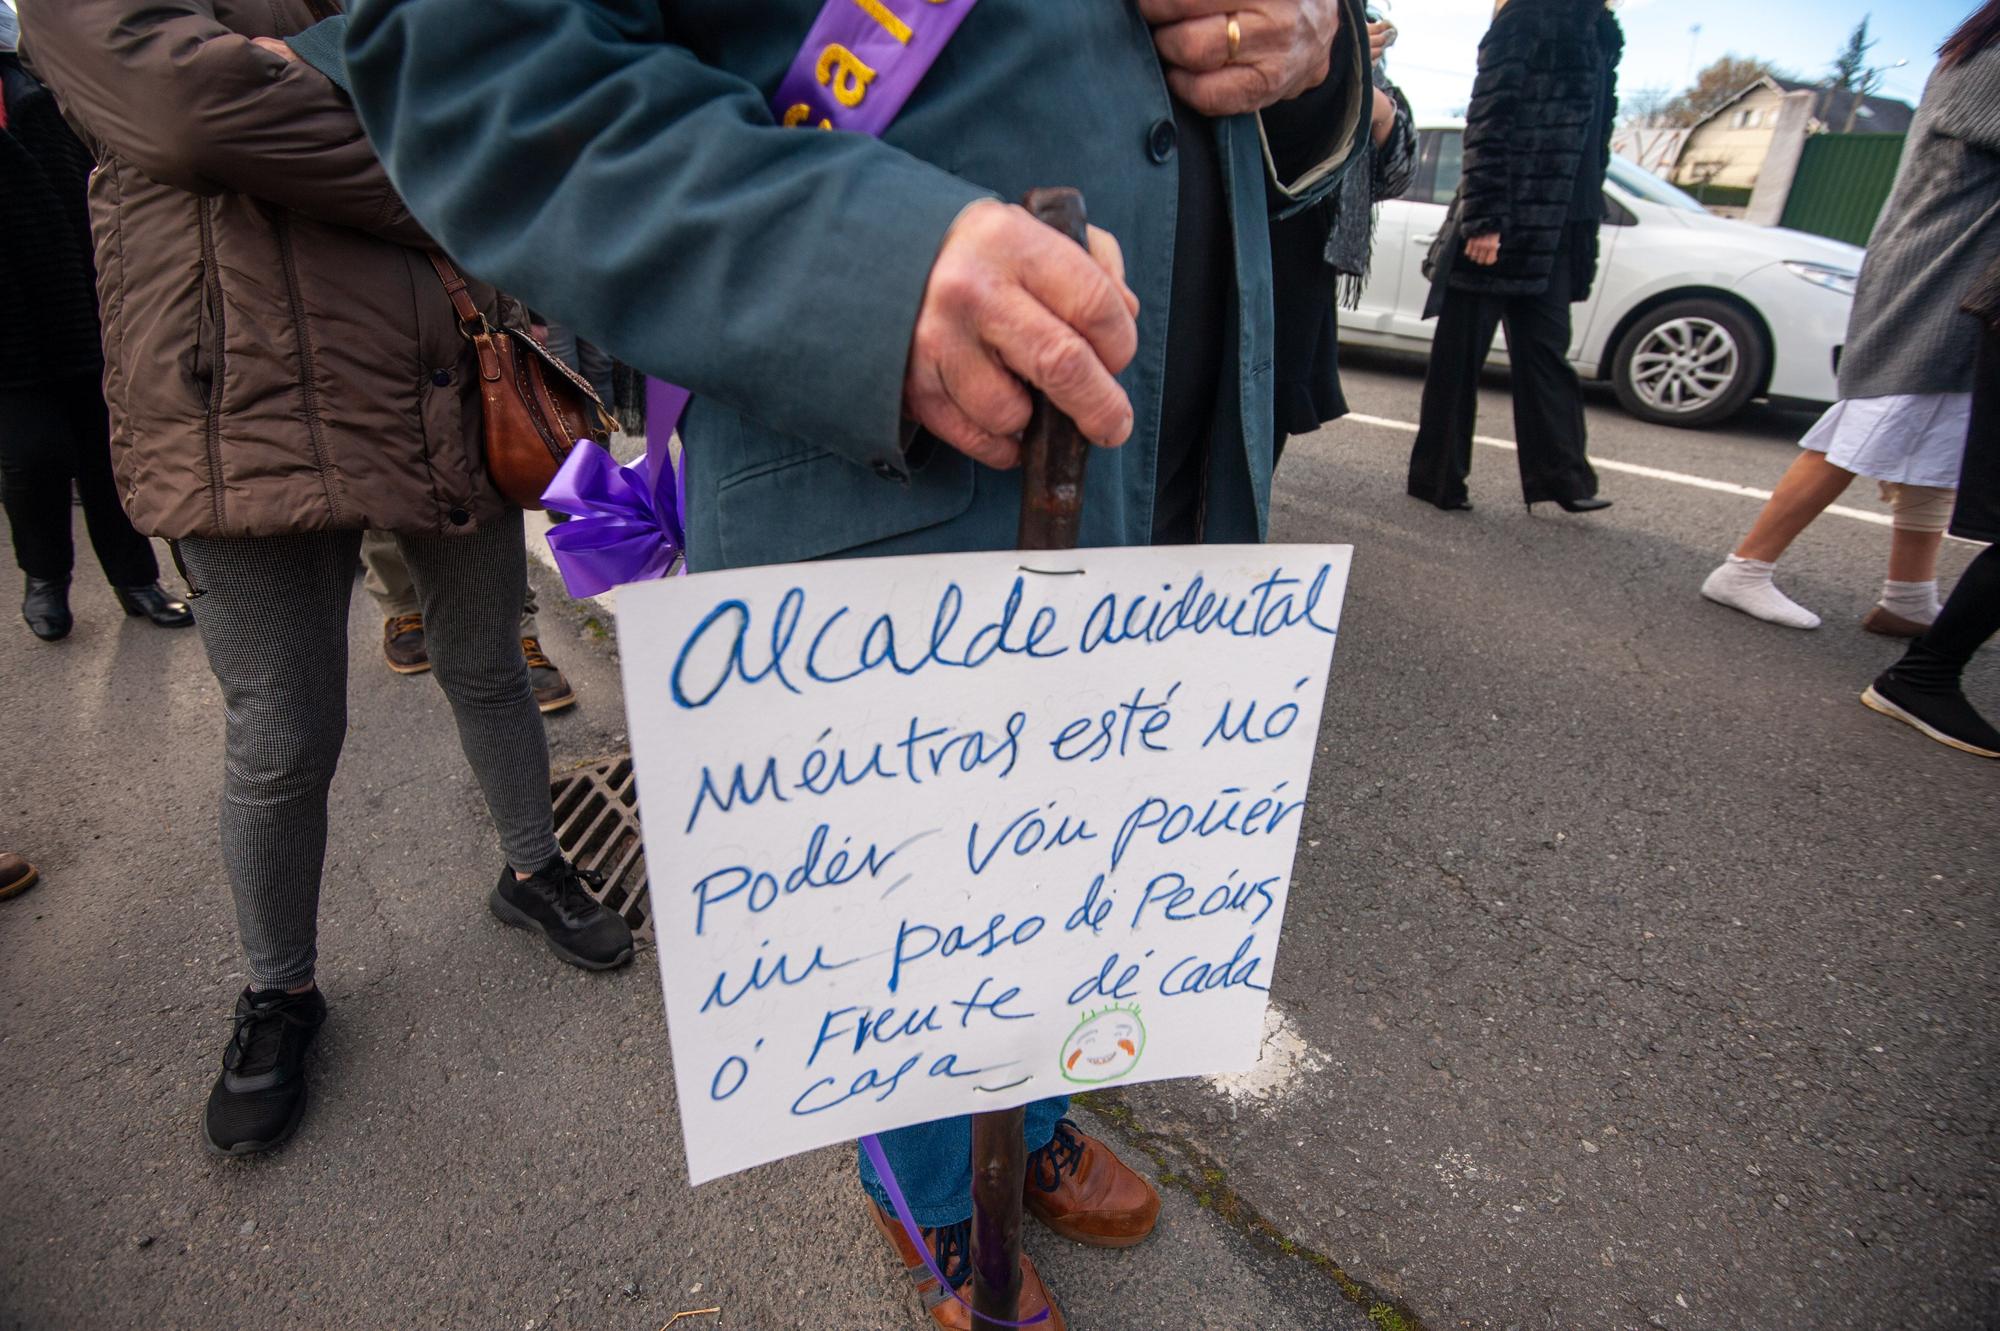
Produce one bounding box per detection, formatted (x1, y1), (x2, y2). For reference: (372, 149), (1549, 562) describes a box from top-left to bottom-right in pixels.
(971, 184), (1094, 1331)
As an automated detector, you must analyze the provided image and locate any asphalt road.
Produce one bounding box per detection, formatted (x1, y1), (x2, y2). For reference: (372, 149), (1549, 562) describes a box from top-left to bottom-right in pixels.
(2, 354), (1994, 1331)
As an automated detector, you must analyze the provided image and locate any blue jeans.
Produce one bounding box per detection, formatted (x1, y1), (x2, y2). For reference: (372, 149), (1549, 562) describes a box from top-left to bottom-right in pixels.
(858, 1096), (1069, 1228)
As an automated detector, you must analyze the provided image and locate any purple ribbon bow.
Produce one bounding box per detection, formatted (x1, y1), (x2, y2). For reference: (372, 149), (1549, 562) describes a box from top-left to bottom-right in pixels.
(543, 381), (691, 597)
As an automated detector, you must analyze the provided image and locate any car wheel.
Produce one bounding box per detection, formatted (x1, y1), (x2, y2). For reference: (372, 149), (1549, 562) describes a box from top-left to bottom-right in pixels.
(1612, 298), (1767, 429)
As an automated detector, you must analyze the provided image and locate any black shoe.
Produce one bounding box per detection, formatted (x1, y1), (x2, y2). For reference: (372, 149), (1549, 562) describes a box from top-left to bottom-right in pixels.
(490, 860), (634, 970)
(1408, 491), (1473, 512)
(1862, 674), (2000, 759)
(22, 576), (71, 641)
(113, 583), (194, 627)
(1534, 496), (1613, 514)
(202, 986), (327, 1156)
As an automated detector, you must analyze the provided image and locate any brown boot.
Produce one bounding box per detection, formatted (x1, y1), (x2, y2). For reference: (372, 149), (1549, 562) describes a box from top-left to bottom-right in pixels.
(0, 854), (40, 901)
(868, 1200), (1066, 1331)
(382, 613), (431, 674)
(1024, 1119), (1160, 1248)
(522, 637), (577, 714)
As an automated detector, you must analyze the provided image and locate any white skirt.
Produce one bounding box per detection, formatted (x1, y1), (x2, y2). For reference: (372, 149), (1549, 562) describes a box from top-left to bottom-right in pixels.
(1798, 393), (1971, 489)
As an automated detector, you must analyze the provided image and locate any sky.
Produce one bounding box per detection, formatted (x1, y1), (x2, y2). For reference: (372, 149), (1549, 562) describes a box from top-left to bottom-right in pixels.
(1379, 0), (1970, 122)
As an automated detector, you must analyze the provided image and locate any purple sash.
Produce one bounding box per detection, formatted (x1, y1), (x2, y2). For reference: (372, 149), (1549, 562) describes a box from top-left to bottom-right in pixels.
(544, 0), (982, 596)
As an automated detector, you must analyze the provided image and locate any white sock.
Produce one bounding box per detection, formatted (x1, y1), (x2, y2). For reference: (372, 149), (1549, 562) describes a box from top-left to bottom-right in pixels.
(1701, 555), (1822, 629)
(1878, 579), (1940, 624)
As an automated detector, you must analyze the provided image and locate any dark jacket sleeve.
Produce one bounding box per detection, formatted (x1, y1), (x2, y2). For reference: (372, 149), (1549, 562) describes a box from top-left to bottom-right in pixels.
(1458, 8), (1530, 239)
(16, 0), (428, 248)
(342, 0), (991, 475)
(1371, 83), (1417, 203)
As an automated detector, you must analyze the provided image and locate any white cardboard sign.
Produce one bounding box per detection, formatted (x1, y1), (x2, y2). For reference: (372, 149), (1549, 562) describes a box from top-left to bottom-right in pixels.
(615, 544), (1350, 1184)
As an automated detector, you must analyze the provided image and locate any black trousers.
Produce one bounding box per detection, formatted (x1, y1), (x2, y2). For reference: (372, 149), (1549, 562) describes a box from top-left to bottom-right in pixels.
(1408, 253), (1598, 508)
(0, 374), (157, 586)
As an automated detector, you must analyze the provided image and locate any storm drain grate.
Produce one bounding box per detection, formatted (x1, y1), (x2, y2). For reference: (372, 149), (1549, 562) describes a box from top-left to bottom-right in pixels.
(550, 755), (653, 943)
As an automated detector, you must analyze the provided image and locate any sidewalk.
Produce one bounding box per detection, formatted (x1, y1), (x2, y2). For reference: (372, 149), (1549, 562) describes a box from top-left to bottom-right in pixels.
(0, 518), (1360, 1331)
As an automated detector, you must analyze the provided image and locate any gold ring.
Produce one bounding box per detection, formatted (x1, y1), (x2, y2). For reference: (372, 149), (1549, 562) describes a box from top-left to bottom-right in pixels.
(1226, 15), (1243, 62)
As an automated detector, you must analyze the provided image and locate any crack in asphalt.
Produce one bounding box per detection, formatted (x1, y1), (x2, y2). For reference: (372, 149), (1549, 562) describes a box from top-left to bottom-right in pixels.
(1083, 1091), (1436, 1331)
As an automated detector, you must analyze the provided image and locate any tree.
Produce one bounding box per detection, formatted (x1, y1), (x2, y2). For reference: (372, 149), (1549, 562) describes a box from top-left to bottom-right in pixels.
(1829, 18), (1884, 131)
(1660, 55), (1785, 127)
(1620, 85), (1678, 129)
(1830, 17), (1876, 91)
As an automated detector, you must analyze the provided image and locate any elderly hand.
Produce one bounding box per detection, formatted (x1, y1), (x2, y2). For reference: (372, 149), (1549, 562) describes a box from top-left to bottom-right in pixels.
(1464, 233), (1501, 266)
(904, 200), (1140, 470)
(1139, 0), (1344, 118)
(1367, 19), (1396, 63)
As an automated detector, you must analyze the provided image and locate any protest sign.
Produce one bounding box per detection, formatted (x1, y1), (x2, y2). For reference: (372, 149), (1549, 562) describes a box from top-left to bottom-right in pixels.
(615, 545), (1350, 1184)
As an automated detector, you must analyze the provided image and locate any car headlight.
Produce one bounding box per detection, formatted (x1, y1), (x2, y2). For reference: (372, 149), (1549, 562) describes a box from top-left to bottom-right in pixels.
(1783, 261), (1858, 297)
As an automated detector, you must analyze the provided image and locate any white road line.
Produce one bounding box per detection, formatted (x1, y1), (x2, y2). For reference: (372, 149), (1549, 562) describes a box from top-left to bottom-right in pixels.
(1342, 411), (1911, 530)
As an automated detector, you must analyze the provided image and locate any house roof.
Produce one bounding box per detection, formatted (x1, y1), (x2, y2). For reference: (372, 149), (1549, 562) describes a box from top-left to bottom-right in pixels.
(1691, 75), (1915, 136)
(1772, 76), (1915, 135)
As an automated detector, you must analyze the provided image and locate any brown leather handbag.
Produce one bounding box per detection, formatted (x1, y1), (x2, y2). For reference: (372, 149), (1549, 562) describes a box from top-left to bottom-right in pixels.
(428, 252), (614, 510)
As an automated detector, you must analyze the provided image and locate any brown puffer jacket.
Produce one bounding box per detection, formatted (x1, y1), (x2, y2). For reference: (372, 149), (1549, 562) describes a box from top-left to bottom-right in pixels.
(20, 0), (502, 539)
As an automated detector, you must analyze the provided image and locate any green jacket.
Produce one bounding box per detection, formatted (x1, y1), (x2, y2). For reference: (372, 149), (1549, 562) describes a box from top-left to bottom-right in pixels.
(344, 0), (1365, 570)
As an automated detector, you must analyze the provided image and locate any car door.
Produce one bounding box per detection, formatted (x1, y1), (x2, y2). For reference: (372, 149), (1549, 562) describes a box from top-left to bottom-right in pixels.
(1388, 128), (1459, 341)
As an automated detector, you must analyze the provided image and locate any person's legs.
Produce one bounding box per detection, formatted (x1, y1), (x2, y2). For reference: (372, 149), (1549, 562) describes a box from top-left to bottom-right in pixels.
(60, 377), (159, 589)
(1502, 265), (1598, 505)
(398, 511), (630, 965)
(858, 1099), (1071, 1228)
(177, 532), (360, 991)
(1701, 448), (1857, 629)
(394, 511), (562, 873)
(362, 529), (431, 673)
(1736, 449), (1856, 562)
(1863, 543), (2000, 757)
(1865, 482), (1956, 635)
(0, 385), (80, 584)
(1409, 288), (1502, 509)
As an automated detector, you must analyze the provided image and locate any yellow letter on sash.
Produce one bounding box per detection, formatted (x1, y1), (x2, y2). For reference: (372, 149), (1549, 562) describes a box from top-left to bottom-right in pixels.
(816, 43), (877, 108)
(782, 103), (834, 130)
(850, 0), (913, 43)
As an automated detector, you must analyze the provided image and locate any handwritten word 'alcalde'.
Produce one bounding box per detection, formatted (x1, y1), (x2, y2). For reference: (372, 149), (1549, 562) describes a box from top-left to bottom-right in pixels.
(670, 566), (1339, 709)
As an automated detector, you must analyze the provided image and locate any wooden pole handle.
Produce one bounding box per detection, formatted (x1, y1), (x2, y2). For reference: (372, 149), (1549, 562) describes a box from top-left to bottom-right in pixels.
(1015, 187), (1093, 553)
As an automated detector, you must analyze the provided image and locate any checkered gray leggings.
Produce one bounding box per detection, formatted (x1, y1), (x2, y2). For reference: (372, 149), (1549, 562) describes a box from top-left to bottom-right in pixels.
(177, 510), (561, 989)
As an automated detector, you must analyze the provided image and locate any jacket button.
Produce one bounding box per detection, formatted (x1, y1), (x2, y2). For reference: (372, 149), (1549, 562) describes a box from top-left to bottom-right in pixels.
(871, 460), (908, 483)
(448, 507), (471, 526)
(431, 369), (453, 387)
(1147, 118), (1177, 164)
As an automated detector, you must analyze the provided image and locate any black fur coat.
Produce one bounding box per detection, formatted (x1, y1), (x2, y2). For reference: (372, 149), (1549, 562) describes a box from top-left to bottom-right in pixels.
(1424, 0), (1622, 301)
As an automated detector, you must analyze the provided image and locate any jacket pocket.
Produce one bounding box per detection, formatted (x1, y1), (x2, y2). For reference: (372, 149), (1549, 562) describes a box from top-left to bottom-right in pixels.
(713, 442), (977, 569)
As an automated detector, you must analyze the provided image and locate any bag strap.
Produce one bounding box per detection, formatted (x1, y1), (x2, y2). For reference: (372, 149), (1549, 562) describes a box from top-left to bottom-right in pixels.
(427, 251), (489, 336)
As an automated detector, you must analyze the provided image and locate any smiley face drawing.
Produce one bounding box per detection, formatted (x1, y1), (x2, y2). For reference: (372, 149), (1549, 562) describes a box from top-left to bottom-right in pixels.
(1059, 1004), (1146, 1085)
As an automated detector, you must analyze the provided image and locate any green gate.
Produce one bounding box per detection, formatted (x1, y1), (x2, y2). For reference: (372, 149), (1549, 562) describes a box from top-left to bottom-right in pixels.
(1780, 133), (1906, 247)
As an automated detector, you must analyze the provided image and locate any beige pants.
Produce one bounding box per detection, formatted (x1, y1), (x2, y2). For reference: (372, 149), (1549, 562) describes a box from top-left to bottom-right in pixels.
(361, 528), (539, 637)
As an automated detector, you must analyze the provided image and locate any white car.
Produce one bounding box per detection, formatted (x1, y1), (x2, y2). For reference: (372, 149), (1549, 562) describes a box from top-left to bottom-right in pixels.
(1339, 124), (1864, 428)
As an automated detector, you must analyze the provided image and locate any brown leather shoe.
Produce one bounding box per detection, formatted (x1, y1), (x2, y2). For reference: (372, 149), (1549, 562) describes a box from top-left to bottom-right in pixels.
(1861, 605), (1930, 639)
(1024, 1119), (1160, 1248)
(523, 637), (577, 714)
(0, 853), (39, 901)
(868, 1200), (1067, 1331)
(382, 613), (431, 674)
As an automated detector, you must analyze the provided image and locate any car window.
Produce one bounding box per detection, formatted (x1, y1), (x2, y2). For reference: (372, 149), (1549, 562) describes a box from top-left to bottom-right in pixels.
(1606, 157), (1708, 213)
(1431, 131), (1463, 206)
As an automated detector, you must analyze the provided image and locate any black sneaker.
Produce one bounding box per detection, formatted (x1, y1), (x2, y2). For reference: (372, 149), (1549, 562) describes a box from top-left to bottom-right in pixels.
(490, 861), (634, 970)
(1862, 673), (2000, 759)
(202, 986), (327, 1156)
